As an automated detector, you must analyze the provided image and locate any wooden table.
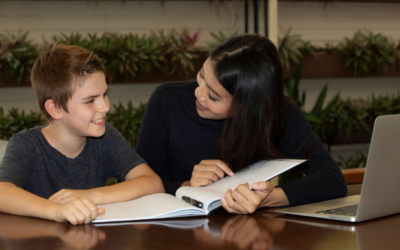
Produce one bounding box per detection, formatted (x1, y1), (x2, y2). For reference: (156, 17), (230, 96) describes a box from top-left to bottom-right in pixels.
(0, 184), (399, 250)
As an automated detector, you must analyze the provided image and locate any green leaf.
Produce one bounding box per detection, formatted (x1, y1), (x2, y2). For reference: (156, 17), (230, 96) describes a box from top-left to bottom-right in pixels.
(310, 85), (328, 116)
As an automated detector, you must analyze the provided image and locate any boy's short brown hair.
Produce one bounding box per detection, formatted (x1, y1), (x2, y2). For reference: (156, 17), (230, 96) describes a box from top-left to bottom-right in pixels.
(31, 44), (105, 120)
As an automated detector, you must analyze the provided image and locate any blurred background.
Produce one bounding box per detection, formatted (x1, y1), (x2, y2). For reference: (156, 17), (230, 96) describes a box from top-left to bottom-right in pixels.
(1, 0), (399, 182)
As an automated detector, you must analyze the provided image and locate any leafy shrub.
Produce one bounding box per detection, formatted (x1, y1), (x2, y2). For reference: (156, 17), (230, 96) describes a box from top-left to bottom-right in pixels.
(208, 31), (238, 49)
(106, 102), (146, 148)
(0, 31), (39, 83)
(337, 152), (368, 169)
(2, 30), (400, 83)
(0, 107), (46, 140)
(363, 92), (400, 124)
(278, 28), (316, 71)
(51, 30), (200, 82)
(284, 57), (306, 110)
(150, 29), (200, 77)
(337, 30), (400, 75)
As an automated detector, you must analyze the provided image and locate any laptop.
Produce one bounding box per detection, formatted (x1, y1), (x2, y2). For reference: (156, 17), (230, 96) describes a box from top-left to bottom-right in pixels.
(276, 114), (400, 222)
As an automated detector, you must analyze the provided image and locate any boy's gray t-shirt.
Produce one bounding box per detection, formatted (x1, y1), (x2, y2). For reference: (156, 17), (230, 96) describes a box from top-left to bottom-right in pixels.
(0, 123), (146, 199)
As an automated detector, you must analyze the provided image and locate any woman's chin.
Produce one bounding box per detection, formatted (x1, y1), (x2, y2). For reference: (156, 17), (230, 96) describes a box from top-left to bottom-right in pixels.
(196, 108), (212, 119)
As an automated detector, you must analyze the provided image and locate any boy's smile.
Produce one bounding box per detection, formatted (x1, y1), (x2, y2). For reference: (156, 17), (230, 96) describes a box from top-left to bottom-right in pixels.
(91, 118), (106, 126)
(61, 71), (110, 138)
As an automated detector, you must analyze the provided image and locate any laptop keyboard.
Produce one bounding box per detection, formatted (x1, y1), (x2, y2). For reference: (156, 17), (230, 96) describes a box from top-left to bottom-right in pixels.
(315, 204), (358, 216)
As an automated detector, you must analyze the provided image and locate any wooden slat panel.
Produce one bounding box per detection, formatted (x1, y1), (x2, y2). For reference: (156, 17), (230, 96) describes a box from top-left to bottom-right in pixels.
(341, 168), (366, 184)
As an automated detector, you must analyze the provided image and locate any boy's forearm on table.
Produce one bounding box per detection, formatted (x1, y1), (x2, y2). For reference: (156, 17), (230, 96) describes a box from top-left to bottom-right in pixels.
(0, 182), (58, 221)
(90, 175), (164, 204)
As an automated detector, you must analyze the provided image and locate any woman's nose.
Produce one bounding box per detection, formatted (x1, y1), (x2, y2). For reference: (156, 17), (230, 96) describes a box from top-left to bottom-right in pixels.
(195, 85), (207, 101)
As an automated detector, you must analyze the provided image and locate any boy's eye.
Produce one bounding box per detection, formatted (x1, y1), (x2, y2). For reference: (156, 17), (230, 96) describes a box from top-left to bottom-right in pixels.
(104, 92), (109, 97)
(85, 99), (94, 104)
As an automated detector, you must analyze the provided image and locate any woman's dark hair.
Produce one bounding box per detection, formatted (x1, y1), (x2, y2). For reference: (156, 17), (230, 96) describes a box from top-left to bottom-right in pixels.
(210, 34), (285, 172)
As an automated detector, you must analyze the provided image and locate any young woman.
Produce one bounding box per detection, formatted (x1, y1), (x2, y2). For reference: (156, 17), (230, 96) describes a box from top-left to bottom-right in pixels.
(136, 34), (347, 214)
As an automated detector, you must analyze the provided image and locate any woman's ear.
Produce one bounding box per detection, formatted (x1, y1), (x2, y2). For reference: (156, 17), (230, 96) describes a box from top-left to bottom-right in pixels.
(44, 99), (62, 120)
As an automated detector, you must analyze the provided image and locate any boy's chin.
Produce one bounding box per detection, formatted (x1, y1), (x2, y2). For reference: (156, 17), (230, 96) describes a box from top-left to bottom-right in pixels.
(87, 127), (106, 138)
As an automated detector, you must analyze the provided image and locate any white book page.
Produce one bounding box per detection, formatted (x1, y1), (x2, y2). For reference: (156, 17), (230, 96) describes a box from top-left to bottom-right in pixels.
(92, 193), (206, 223)
(176, 159), (306, 213)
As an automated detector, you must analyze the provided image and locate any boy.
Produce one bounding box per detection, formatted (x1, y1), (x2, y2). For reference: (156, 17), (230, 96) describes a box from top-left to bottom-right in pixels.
(0, 44), (164, 225)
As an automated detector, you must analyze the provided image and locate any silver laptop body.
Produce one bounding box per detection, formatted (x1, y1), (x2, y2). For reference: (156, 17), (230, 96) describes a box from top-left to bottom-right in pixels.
(276, 114), (400, 222)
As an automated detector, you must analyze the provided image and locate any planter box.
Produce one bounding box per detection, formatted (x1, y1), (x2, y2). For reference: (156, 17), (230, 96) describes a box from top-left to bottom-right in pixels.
(282, 51), (400, 79)
(0, 53), (208, 88)
(331, 129), (372, 145)
(2, 51), (400, 87)
(109, 53), (207, 84)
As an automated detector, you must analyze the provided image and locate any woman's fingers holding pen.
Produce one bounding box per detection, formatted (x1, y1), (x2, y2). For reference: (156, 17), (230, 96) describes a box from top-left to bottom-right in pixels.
(221, 189), (248, 214)
(221, 182), (272, 214)
(252, 181), (273, 193)
(190, 160), (234, 187)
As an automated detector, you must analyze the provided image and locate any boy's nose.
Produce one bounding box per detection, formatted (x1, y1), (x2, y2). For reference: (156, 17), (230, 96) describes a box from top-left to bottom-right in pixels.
(99, 99), (110, 114)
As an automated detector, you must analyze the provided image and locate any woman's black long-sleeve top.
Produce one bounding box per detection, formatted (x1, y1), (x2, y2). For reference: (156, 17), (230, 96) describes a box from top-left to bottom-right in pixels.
(136, 81), (347, 207)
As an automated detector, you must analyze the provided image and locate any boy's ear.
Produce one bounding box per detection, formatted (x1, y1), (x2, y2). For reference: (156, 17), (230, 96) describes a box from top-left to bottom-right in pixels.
(44, 99), (62, 120)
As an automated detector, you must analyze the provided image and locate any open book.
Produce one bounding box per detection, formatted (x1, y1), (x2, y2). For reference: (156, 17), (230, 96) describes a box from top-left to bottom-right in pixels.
(92, 159), (306, 223)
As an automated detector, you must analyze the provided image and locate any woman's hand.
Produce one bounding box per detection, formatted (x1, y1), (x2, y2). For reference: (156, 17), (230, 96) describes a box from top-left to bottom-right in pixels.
(189, 160), (234, 187)
(220, 181), (273, 214)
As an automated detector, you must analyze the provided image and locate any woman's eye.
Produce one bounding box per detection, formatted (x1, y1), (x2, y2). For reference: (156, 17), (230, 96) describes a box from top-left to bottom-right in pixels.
(199, 69), (204, 79)
(208, 93), (217, 101)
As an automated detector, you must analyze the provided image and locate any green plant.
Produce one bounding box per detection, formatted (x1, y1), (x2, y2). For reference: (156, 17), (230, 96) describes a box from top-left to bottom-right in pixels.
(150, 29), (200, 77)
(52, 32), (90, 49)
(284, 61), (368, 149)
(305, 85), (340, 152)
(0, 31), (39, 83)
(337, 30), (400, 75)
(364, 92), (400, 124)
(396, 41), (400, 68)
(325, 98), (369, 142)
(0, 107), (46, 140)
(107, 102), (146, 148)
(3, 29), (400, 87)
(208, 31), (238, 49)
(284, 58), (306, 110)
(337, 152), (367, 169)
(51, 30), (200, 82)
(278, 28), (316, 71)
(53, 32), (150, 82)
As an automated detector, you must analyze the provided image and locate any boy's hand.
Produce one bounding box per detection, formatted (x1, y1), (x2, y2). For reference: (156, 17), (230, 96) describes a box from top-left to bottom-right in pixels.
(49, 189), (98, 204)
(50, 198), (105, 225)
